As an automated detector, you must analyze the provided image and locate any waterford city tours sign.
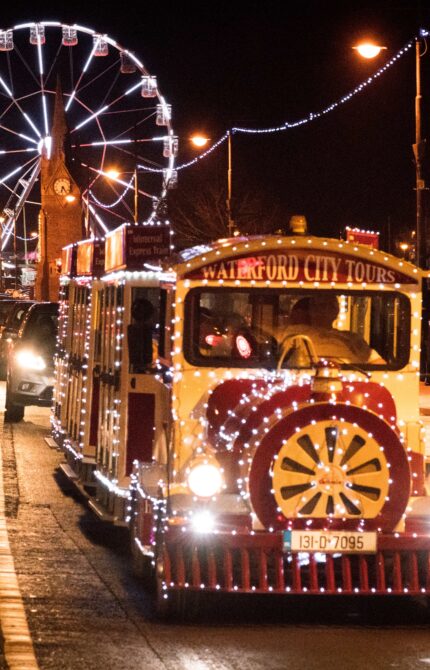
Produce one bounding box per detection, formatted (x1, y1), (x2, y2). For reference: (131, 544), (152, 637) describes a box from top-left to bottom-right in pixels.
(185, 250), (417, 285)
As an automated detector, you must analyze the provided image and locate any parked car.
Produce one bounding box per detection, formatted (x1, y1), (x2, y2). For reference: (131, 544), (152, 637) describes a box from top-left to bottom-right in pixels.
(0, 300), (19, 335)
(5, 302), (58, 422)
(0, 300), (35, 379)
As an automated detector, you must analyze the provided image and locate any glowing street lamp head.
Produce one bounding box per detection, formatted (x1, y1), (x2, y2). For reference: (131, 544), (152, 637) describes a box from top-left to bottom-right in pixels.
(353, 42), (387, 59)
(106, 169), (120, 179)
(190, 134), (210, 148)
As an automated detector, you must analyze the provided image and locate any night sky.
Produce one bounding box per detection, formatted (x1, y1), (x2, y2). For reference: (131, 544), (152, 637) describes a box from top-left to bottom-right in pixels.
(3, 1), (430, 247)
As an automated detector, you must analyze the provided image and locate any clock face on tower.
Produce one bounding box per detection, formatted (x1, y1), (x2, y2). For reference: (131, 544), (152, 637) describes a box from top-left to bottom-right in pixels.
(53, 177), (71, 195)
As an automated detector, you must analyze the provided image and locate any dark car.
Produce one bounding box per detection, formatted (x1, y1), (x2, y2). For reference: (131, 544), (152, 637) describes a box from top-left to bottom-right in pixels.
(5, 302), (58, 422)
(0, 300), (35, 379)
(0, 300), (19, 335)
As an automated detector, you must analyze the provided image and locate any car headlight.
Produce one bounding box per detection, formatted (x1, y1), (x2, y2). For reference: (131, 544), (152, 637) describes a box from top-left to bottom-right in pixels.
(15, 349), (46, 371)
(187, 459), (223, 498)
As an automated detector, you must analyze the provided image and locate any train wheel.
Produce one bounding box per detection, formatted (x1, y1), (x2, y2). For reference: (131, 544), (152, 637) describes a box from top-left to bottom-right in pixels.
(249, 403), (410, 532)
(152, 548), (201, 621)
(153, 550), (179, 620)
(130, 536), (153, 585)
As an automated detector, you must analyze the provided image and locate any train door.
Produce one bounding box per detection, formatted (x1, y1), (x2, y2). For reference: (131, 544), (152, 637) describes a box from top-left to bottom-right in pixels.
(62, 281), (77, 441)
(67, 283), (89, 443)
(52, 277), (71, 441)
(82, 282), (102, 460)
(124, 283), (172, 473)
(96, 283), (123, 485)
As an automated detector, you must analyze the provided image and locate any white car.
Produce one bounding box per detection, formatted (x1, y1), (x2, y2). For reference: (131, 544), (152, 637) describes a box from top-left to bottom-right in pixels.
(5, 302), (58, 422)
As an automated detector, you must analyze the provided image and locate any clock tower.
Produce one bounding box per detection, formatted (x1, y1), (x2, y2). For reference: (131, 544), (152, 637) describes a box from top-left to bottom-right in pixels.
(35, 78), (84, 301)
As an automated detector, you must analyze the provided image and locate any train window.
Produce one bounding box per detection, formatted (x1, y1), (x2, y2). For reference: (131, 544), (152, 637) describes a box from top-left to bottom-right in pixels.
(128, 287), (162, 372)
(184, 288), (410, 370)
(94, 287), (103, 363)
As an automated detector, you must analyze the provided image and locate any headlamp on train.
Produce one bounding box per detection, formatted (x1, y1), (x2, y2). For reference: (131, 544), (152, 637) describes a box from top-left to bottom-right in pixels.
(191, 510), (216, 534)
(186, 457), (223, 498)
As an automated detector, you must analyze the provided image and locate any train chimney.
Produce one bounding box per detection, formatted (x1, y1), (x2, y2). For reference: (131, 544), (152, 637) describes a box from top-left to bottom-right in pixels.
(288, 215), (307, 235)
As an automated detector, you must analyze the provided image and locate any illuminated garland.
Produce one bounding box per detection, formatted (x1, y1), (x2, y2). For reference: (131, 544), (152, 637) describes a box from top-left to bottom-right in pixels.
(88, 175), (135, 209)
(138, 35), (419, 174)
(16, 234), (38, 241)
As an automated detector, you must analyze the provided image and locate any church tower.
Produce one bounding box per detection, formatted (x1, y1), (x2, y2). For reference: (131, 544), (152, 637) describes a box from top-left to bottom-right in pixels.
(35, 79), (84, 301)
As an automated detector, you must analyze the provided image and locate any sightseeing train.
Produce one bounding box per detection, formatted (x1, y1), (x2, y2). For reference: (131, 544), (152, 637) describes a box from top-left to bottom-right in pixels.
(51, 219), (430, 612)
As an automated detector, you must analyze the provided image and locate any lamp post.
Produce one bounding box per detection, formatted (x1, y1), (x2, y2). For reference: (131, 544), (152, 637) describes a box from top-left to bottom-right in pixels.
(13, 209), (18, 292)
(354, 39), (426, 267)
(413, 37), (425, 269)
(190, 132), (236, 236)
(0, 214), (4, 292)
(226, 130), (235, 237)
(399, 242), (410, 259)
(134, 166), (138, 224)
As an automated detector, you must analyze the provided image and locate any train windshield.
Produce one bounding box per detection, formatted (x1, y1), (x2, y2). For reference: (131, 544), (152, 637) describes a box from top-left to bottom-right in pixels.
(184, 288), (410, 370)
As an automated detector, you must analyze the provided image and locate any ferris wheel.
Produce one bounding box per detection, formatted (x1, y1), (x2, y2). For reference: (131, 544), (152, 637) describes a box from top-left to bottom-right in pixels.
(0, 21), (177, 250)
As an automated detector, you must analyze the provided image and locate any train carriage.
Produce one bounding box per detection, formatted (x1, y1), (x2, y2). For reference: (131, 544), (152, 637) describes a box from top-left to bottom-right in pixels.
(53, 238), (105, 486)
(73, 223), (173, 522)
(52, 242), (76, 444)
(55, 221), (430, 613)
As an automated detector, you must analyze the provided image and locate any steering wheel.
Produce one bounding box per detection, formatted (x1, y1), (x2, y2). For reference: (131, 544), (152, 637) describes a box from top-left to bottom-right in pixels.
(277, 333), (318, 371)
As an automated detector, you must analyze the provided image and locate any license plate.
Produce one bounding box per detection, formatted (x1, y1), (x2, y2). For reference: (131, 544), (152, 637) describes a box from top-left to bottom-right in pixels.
(283, 530), (377, 553)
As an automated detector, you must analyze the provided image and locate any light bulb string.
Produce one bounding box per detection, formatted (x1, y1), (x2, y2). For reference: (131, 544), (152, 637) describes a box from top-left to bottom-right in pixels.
(16, 234), (38, 241)
(137, 35), (417, 174)
(88, 175), (135, 209)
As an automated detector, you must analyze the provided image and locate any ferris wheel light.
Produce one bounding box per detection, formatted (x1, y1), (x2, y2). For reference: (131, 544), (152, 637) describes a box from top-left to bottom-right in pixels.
(74, 105), (109, 131)
(125, 81), (141, 96)
(0, 75), (12, 96)
(353, 43), (386, 59)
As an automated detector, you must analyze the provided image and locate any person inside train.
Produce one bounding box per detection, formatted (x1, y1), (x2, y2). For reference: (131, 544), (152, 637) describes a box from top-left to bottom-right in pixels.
(287, 297), (312, 326)
(282, 294), (384, 365)
(127, 297), (156, 372)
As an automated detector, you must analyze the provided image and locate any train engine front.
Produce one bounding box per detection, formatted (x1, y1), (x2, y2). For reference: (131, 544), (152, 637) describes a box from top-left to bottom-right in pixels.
(133, 234), (430, 601)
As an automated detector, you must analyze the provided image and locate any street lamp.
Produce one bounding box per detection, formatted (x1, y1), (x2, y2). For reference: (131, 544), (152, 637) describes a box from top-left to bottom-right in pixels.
(226, 130), (234, 237)
(413, 37), (425, 269)
(352, 42), (386, 59)
(0, 214), (4, 291)
(399, 242), (409, 259)
(13, 210), (18, 291)
(190, 135), (209, 148)
(190, 132), (236, 237)
(354, 38), (426, 267)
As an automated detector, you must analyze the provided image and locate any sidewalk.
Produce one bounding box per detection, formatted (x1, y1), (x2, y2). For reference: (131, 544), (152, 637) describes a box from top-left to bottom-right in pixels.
(0, 403), (39, 670)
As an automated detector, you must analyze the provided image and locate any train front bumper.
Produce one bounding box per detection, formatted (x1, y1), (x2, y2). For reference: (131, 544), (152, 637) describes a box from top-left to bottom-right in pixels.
(160, 526), (430, 596)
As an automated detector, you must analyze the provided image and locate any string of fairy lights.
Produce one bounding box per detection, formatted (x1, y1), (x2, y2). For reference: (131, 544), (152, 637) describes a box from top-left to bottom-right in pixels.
(138, 33), (421, 177)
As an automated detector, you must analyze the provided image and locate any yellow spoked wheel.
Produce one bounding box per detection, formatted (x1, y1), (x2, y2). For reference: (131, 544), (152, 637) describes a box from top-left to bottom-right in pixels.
(249, 403), (410, 532)
(272, 419), (389, 519)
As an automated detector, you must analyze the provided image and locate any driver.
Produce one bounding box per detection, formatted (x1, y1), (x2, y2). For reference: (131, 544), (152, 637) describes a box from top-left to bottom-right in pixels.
(283, 294), (384, 364)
